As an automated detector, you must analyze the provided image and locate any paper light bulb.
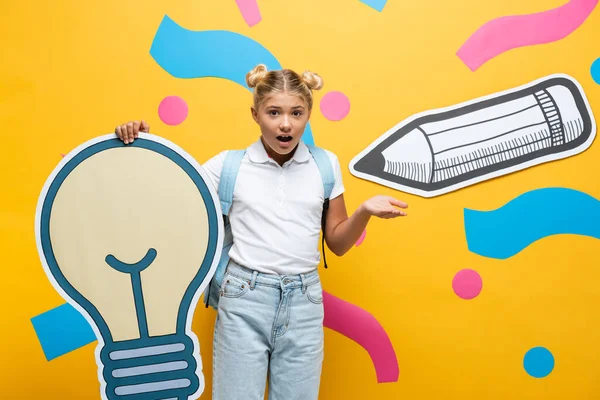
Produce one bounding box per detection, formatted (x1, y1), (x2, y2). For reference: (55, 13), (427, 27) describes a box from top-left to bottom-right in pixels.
(35, 134), (223, 399)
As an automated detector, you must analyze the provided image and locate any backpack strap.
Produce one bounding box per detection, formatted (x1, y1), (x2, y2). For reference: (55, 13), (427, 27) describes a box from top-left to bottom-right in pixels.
(204, 149), (245, 309)
(218, 150), (246, 215)
(306, 145), (335, 199)
(306, 145), (335, 269)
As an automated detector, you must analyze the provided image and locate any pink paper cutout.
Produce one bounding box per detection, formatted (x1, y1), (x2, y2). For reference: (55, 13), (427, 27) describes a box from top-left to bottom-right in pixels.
(457, 0), (599, 71)
(355, 229), (367, 246)
(323, 291), (399, 383)
(320, 91), (351, 121)
(60, 153), (65, 158)
(235, 0), (262, 27)
(452, 269), (483, 300)
(158, 96), (188, 126)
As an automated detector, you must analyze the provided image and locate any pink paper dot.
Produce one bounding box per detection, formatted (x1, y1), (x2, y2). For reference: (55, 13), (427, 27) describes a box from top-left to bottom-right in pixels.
(158, 96), (188, 126)
(452, 269), (482, 300)
(320, 91), (350, 121)
(355, 229), (367, 246)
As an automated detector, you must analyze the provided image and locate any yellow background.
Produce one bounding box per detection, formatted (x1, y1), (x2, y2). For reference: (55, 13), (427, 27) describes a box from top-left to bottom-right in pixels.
(2, 0), (600, 398)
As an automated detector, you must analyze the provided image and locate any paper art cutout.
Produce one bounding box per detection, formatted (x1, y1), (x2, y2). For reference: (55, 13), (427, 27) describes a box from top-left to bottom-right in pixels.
(149, 15), (316, 145)
(320, 91), (351, 121)
(34, 133), (223, 399)
(158, 96), (188, 126)
(457, 0), (599, 71)
(349, 74), (596, 198)
(592, 57), (600, 84)
(360, 0), (388, 12)
(31, 302), (97, 361)
(524, 347), (555, 378)
(235, 0), (262, 26)
(452, 269), (482, 300)
(355, 229), (367, 246)
(323, 292), (399, 383)
(465, 187), (600, 259)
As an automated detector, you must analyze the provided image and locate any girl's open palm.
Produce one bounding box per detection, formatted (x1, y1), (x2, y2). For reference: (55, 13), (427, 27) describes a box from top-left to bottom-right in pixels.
(362, 195), (408, 219)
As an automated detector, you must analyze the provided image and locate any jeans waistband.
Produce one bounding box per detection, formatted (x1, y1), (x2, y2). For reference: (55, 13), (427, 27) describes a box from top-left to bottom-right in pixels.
(226, 260), (320, 290)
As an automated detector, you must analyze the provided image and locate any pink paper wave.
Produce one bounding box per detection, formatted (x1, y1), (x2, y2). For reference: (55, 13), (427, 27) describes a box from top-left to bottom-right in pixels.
(323, 291), (399, 383)
(235, 0), (262, 27)
(457, 0), (599, 71)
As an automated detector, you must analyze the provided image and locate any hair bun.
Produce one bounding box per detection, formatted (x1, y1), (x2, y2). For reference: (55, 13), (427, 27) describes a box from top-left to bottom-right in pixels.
(302, 71), (324, 91)
(246, 64), (268, 88)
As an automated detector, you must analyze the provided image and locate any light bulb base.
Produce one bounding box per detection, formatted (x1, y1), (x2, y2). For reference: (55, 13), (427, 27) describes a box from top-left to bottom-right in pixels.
(100, 334), (200, 400)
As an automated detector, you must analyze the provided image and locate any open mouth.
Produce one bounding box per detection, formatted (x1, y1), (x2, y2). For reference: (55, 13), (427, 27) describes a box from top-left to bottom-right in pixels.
(277, 135), (293, 143)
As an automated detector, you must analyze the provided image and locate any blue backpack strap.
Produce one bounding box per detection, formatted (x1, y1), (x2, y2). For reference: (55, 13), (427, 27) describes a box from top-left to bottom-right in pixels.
(306, 144), (335, 269)
(204, 149), (245, 309)
(306, 145), (335, 200)
(218, 150), (246, 215)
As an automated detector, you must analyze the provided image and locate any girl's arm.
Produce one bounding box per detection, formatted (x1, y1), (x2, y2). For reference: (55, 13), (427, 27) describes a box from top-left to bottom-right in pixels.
(324, 194), (408, 257)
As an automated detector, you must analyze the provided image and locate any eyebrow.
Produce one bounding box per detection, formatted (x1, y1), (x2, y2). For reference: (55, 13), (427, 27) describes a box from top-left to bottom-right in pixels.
(265, 105), (305, 109)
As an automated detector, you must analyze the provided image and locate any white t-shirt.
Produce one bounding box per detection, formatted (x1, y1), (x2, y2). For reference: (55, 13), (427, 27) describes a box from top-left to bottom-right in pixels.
(202, 138), (345, 275)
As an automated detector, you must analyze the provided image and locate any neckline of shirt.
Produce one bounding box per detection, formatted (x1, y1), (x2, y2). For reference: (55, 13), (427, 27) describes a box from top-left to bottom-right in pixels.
(246, 138), (311, 166)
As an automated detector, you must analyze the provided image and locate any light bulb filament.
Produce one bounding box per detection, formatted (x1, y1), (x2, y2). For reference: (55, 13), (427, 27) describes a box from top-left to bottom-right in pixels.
(105, 248), (158, 339)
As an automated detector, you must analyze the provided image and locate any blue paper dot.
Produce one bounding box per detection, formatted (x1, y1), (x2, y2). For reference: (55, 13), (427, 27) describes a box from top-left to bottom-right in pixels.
(591, 58), (600, 85)
(523, 347), (554, 378)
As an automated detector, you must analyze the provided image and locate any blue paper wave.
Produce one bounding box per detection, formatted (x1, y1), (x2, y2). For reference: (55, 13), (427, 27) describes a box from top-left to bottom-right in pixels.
(360, 0), (388, 12)
(149, 15), (314, 145)
(464, 187), (600, 259)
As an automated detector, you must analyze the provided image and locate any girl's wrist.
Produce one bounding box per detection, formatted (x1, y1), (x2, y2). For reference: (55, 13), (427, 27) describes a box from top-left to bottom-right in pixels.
(357, 202), (371, 218)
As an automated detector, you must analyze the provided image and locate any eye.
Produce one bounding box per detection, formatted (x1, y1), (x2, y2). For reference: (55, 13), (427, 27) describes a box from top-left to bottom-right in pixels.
(293, 110), (303, 117)
(269, 110), (279, 116)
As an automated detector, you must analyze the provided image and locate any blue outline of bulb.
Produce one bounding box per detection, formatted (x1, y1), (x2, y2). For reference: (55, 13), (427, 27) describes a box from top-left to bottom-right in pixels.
(38, 137), (220, 400)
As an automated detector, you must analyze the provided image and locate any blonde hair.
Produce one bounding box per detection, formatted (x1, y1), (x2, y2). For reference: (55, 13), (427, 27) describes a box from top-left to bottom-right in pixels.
(246, 64), (324, 111)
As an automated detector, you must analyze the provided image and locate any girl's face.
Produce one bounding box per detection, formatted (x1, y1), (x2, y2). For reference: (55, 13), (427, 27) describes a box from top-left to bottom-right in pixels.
(251, 92), (311, 159)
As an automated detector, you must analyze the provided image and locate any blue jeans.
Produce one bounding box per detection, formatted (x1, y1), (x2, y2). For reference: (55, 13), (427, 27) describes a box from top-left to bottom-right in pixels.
(212, 260), (325, 400)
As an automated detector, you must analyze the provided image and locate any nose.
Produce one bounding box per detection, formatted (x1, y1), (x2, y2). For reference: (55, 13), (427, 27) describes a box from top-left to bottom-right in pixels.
(279, 116), (291, 132)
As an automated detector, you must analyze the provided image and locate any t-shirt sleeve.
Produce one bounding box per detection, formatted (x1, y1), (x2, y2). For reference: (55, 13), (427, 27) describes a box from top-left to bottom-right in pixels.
(326, 151), (345, 200)
(201, 151), (227, 192)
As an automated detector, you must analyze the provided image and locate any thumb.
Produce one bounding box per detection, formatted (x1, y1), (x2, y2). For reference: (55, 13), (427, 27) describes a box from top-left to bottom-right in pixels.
(140, 120), (150, 133)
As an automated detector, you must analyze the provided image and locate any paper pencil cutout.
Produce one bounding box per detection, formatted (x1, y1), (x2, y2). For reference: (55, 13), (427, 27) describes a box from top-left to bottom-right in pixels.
(349, 74), (596, 197)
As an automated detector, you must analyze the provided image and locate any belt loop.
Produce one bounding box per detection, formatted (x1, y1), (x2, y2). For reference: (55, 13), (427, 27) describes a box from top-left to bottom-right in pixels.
(300, 273), (307, 294)
(250, 270), (258, 290)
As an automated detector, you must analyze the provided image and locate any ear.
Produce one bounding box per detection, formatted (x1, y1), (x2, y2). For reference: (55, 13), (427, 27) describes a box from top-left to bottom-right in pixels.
(251, 106), (259, 124)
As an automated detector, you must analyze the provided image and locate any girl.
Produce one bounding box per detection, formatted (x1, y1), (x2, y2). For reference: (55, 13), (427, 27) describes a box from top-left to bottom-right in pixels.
(115, 64), (408, 400)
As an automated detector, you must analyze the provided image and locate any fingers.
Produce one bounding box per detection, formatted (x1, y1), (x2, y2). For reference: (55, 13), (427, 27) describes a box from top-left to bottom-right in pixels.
(380, 212), (400, 219)
(379, 212), (395, 219)
(115, 121), (147, 144)
(115, 125), (124, 142)
(140, 120), (150, 133)
(380, 208), (407, 218)
(126, 122), (135, 144)
(390, 208), (407, 217)
(133, 121), (140, 138)
(390, 198), (408, 208)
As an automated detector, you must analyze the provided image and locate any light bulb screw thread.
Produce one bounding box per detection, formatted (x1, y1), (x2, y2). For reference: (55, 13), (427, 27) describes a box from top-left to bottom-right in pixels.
(100, 334), (199, 400)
